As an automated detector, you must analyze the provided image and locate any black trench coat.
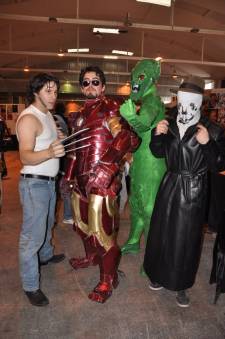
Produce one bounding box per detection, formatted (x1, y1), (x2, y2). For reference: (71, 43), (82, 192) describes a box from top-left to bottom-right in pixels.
(143, 114), (225, 291)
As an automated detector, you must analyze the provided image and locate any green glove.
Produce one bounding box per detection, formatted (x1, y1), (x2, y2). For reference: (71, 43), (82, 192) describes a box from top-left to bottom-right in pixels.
(120, 98), (136, 120)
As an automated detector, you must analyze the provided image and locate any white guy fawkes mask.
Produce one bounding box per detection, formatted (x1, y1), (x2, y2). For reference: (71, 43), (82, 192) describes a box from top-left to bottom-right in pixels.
(176, 91), (203, 138)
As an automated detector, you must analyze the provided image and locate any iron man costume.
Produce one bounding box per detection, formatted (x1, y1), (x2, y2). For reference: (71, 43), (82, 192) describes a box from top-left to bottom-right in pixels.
(64, 96), (139, 303)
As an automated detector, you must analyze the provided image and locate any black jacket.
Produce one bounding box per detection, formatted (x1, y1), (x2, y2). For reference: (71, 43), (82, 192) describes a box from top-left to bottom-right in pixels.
(143, 114), (225, 291)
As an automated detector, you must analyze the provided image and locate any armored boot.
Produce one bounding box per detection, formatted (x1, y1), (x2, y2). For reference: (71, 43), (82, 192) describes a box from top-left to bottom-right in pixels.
(69, 226), (100, 270)
(88, 245), (121, 303)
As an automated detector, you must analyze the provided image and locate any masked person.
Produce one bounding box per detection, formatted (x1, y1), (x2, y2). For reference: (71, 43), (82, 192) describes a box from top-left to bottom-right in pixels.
(143, 76), (225, 307)
(119, 59), (166, 261)
(63, 66), (140, 303)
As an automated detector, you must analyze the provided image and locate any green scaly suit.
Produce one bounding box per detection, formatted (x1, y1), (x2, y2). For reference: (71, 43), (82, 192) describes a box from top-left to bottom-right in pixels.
(120, 59), (166, 259)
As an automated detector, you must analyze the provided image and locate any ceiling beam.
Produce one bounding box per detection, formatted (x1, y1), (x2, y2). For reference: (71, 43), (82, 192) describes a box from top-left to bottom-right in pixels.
(0, 67), (130, 76)
(0, 50), (225, 69)
(1, 13), (225, 36)
(0, 67), (183, 81)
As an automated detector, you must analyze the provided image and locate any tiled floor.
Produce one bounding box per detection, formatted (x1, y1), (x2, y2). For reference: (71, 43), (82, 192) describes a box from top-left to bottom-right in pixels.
(0, 151), (225, 339)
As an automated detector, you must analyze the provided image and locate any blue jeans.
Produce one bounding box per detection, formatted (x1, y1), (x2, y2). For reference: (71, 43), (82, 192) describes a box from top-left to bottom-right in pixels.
(63, 195), (73, 220)
(19, 177), (56, 291)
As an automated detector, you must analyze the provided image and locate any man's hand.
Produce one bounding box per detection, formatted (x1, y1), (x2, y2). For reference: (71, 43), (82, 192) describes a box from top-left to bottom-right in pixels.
(196, 124), (210, 144)
(48, 140), (65, 158)
(155, 119), (169, 135)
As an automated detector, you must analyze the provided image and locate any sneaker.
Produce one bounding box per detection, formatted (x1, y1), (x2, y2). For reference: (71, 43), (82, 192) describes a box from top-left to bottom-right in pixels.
(62, 218), (74, 224)
(40, 253), (65, 266)
(24, 289), (49, 307)
(149, 281), (163, 291)
(176, 290), (190, 307)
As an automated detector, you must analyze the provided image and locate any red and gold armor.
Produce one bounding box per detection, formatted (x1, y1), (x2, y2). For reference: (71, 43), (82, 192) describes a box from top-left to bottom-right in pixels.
(64, 96), (140, 303)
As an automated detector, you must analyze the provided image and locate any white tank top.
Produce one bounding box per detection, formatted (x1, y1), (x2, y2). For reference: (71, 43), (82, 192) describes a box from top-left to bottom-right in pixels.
(16, 104), (59, 177)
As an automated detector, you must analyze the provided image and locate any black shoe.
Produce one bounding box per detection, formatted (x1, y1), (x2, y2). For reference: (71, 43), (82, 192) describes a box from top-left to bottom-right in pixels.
(176, 290), (190, 307)
(149, 281), (163, 291)
(24, 289), (49, 307)
(40, 253), (65, 266)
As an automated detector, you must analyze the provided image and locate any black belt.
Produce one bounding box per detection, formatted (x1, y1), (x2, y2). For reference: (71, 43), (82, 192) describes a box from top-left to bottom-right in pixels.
(167, 169), (206, 177)
(21, 173), (56, 181)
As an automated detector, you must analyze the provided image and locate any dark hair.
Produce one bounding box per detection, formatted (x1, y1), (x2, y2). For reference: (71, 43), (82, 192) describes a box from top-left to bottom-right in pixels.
(26, 73), (60, 105)
(79, 66), (106, 86)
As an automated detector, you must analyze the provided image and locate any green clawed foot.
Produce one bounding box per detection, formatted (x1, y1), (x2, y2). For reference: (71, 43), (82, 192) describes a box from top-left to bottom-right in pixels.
(140, 265), (147, 277)
(121, 242), (140, 255)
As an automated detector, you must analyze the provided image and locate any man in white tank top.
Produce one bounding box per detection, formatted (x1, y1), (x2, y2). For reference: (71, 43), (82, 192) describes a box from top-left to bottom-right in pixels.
(16, 73), (65, 306)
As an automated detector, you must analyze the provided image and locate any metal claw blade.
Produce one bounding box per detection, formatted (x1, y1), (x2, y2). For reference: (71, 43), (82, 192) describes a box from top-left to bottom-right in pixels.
(64, 135), (92, 149)
(65, 144), (91, 153)
(61, 127), (90, 145)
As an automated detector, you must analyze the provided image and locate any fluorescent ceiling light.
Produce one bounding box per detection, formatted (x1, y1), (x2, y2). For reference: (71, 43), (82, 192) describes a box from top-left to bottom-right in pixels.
(67, 48), (89, 53)
(136, 0), (171, 7)
(57, 49), (64, 57)
(172, 71), (178, 79)
(23, 65), (30, 72)
(93, 28), (119, 34)
(112, 50), (133, 56)
(103, 55), (118, 59)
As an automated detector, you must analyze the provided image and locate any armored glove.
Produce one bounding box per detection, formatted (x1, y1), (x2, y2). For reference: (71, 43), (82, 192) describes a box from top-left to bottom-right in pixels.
(87, 162), (119, 192)
(59, 176), (75, 198)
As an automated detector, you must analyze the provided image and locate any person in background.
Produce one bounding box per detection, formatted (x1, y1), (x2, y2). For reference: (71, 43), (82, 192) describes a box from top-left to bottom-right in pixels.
(201, 98), (210, 117)
(0, 115), (11, 178)
(63, 65), (140, 303)
(207, 107), (222, 234)
(209, 93), (218, 109)
(16, 73), (65, 307)
(209, 167), (225, 303)
(53, 102), (74, 225)
(208, 108), (218, 123)
(143, 76), (225, 308)
(208, 108), (225, 302)
(53, 102), (70, 136)
(0, 115), (7, 213)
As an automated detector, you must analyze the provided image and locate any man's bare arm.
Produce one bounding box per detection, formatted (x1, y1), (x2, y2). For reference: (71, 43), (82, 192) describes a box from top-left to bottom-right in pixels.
(17, 114), (65, 166)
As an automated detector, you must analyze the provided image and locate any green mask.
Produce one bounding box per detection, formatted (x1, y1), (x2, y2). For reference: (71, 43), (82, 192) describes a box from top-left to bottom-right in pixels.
(130, 59), (161, 102)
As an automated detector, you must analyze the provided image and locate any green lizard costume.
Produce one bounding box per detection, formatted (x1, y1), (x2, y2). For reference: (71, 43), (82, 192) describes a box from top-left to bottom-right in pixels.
(120, 59), (166, 255)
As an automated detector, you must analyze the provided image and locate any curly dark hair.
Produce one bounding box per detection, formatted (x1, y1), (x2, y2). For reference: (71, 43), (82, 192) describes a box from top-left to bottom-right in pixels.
(79, 66), (106, 86)
(26, 73), (60, 105)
